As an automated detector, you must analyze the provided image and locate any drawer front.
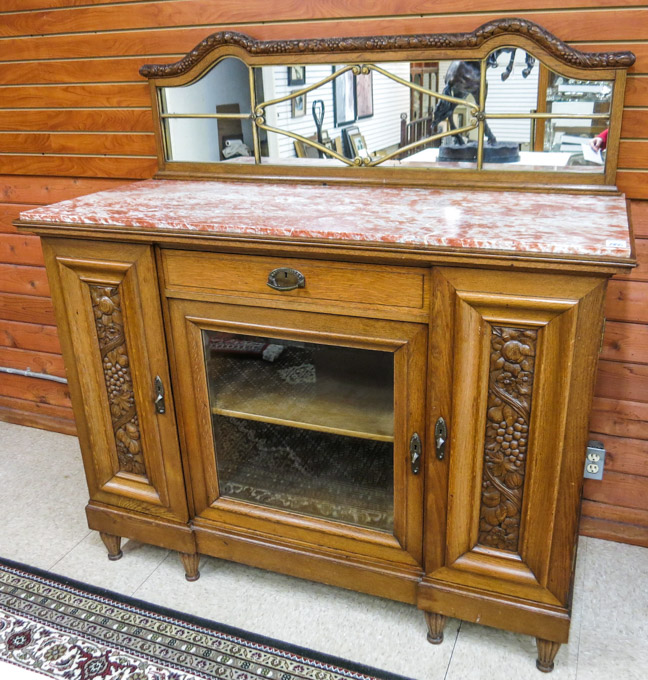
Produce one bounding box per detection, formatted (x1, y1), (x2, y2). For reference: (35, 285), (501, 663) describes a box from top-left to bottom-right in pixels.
(162, 250), (428, 317)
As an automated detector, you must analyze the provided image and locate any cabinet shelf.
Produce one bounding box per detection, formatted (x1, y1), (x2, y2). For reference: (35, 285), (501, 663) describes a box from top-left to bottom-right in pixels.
(208, 345), (394, 442)
(211, 371), (394, 442)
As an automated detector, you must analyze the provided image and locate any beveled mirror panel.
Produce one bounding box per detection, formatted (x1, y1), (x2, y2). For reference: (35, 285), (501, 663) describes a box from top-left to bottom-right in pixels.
(143, 19), (634, 187)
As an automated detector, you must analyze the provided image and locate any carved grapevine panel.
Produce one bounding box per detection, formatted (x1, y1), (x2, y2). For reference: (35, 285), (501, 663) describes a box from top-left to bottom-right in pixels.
(478, 326), (537, 552)
(90, 285), (146, 476)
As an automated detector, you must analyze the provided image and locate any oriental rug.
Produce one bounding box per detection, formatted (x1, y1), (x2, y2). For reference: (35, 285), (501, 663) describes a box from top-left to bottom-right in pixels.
(0, 557), (411, 680)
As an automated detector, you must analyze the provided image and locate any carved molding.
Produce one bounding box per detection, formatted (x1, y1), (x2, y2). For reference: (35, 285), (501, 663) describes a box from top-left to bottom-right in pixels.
(140, 18), (635, 80)
(478, 326), (537, 553)
(90, 285), (146, 476)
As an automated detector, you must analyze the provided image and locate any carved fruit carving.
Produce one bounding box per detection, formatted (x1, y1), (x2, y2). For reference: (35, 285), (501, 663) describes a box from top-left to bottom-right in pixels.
(140, 19), (634, 80)
(478, 326), (537, 552)
(90, 285), (146, 476)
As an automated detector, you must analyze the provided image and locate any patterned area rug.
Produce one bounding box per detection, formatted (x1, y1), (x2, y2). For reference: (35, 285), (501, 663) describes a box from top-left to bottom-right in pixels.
(0, 557), (411, 680)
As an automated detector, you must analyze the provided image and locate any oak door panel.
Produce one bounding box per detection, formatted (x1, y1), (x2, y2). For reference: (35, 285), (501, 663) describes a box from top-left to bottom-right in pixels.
(168, 297), (426, 568)
(41, 238), (187, 521)
(425, 267), (607, 608)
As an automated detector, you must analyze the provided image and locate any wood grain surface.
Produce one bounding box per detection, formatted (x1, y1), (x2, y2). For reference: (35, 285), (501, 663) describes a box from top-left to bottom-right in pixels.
(0, 0), (647, 546)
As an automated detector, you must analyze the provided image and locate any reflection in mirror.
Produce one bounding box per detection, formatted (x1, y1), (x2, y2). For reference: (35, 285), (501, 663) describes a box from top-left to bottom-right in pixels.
(157, 51), (615, 174)
(398, 59), (478, 169)
(481, 49), (611, 173)
(161, 57), (254, 163)
(254, 62), (478, 168)
(542, 73), (611, 171)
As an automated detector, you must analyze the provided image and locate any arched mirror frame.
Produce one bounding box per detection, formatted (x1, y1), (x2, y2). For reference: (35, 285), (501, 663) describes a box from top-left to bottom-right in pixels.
(141, 19), (635, 190)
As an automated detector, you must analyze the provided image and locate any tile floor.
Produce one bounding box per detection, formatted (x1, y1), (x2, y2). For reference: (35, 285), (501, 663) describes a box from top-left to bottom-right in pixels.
(0, 420), (646, 680)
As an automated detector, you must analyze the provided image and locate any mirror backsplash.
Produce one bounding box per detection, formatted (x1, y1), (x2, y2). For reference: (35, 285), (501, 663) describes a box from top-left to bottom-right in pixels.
(158, 50), (612, 174)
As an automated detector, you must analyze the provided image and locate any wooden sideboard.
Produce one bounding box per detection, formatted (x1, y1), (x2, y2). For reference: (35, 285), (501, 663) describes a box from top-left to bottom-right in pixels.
(17, 178), (634, 672)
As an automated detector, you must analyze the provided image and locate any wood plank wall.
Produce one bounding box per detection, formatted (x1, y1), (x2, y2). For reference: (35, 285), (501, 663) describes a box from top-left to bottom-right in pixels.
(0, 1), (646, 546)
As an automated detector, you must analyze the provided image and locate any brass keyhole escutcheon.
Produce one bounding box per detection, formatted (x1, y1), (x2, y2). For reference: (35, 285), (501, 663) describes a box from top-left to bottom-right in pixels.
(267, 267), (306, 292)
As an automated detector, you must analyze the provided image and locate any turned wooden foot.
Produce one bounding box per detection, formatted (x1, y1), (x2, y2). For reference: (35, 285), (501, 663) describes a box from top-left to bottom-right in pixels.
(180, 552), (200, 581)
(536, 638), (561, 673)
(424, 612), (447, 644)
(99, 532), (123, 561)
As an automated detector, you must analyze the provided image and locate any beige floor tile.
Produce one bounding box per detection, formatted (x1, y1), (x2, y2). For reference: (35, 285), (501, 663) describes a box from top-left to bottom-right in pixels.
(133, 551), (458, 678)
(0, 422), (90, 569)
(444, 538), (590, 680)
(575, 537), (648, 680)
(49, 532), (170, 596)
(2, 421), (648, 680)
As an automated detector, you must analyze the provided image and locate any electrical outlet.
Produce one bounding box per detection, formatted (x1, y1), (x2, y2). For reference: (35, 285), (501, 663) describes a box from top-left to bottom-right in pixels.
(584, 441), (606, 480)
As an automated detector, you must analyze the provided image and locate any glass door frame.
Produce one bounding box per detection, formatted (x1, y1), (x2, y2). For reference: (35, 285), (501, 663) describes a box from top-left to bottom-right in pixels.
(168, 298), (426, 568)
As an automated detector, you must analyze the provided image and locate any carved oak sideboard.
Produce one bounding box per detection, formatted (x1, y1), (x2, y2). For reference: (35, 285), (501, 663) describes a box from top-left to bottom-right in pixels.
(16, 19), (635, 673)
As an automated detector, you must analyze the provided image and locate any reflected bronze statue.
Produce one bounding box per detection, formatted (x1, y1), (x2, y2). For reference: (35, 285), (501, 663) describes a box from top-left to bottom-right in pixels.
(432, 60), (497, 146)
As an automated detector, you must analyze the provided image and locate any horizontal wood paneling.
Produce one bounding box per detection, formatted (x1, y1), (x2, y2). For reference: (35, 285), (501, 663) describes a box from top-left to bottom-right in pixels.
(625, 76), (648, 107)
(0, 292), (55, 325)
(581, 499), (648, 527)
(0, 58), (161, 86)
(0, 346), (66, 378)
(601, 321), (648, 364)
(0, 395), (76, 437)
(0, 234), (44, 266)
(617, 172), (648, 199)
(0, 110), (154, 133)
(580, 508), (648, 547)
(0, 319), (61, 354)
(0, 84), (150, 109)
(590, 396), (648, 440)
(0, 133), (155, 156)
(0, 156), (156, 180)
(1, 0), (646, 547)
(0, 264), (50, 297)
(595, 359), (648, 403)
(586, 433), (648, 477)
(621, 109), (648, 139)
(618, 141), (648, 170)
(630, 200), (648, 238)
(0, 204), (38, 233)
(1, 176), (127, 203)
(2, 13), (648, 64)
(2, 1), (647, 39)
(0, 1), (144, 11)
(604, 280), (648, 324)
(615, 238), (648, 281)
(0, 372), (71, 407)
(583, 470), (648, 510)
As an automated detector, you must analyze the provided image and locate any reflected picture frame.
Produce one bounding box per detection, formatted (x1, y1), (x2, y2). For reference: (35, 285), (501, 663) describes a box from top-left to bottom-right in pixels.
(356, 71), (374, 119)
(291, 91), (306, 118)
(287, 65), (306, 86)
(333, 66), (357, 127)
(349, 132), (369, 159)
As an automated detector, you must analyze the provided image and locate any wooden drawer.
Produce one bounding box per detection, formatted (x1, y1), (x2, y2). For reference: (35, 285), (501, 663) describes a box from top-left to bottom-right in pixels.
(161, 250), (429, 320)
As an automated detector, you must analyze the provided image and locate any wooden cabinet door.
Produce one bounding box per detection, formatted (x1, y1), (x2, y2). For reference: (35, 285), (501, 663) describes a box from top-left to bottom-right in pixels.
(167, 298), (427, 576)
(42, 239), (188, 523)
(420, 267), (607, 640)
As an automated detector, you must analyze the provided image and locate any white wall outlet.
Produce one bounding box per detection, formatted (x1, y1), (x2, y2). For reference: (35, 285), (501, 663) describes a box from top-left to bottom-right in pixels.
(584, 441), (606, 480)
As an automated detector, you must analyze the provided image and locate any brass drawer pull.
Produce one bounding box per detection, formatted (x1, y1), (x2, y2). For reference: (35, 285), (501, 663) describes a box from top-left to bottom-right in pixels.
(267, 267), (306, 292)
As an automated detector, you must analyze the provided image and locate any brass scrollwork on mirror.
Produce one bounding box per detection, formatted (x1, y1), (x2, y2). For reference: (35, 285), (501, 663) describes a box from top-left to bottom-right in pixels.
(141, 19), (634, 188)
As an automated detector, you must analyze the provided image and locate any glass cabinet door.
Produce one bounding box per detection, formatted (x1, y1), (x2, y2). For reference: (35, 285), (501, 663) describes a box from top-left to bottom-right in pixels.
(169, 299), (426, 567)
(204, 331), (395, 532)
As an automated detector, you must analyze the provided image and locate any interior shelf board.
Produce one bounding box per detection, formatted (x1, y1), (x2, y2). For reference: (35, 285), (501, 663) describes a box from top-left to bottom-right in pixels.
(210, 369), (394, 442)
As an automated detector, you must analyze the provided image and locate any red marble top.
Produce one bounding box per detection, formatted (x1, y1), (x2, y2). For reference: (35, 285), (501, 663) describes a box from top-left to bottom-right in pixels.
(19, 179), (632, 259)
